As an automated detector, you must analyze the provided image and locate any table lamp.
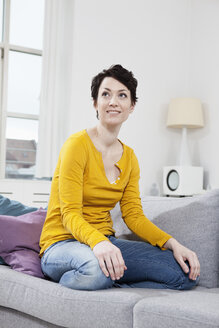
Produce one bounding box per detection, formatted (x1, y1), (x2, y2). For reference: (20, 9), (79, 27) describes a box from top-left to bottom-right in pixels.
(167, 97), (204, 165)
(163, 97), (204, 196)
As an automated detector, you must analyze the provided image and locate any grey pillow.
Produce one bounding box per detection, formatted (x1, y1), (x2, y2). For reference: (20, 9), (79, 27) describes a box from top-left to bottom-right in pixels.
(153, 189), (219, 288)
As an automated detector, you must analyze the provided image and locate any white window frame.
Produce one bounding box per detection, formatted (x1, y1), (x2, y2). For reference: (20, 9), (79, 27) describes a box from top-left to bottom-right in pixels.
(0, 0), (43, 179)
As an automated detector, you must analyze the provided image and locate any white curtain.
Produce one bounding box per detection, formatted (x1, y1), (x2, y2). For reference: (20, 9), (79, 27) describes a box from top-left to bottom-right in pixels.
(36, 0), (74, 178)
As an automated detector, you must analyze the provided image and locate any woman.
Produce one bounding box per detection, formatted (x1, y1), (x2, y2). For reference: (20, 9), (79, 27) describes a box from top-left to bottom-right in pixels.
(39, 64), (200, 290)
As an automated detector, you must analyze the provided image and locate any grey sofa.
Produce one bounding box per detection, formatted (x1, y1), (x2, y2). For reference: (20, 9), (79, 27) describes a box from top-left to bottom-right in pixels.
(0, 190), (219, 328)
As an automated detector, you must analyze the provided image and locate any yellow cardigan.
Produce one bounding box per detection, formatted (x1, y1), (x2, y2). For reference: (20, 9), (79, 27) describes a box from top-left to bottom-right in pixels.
(39, 130), (171, 256)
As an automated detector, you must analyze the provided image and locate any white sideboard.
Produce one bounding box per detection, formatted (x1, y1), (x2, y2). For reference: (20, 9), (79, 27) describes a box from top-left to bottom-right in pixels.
(0, 179), (51, 208)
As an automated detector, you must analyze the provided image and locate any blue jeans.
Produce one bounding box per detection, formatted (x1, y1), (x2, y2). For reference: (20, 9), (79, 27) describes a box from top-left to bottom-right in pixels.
(41, 236), (199, 291)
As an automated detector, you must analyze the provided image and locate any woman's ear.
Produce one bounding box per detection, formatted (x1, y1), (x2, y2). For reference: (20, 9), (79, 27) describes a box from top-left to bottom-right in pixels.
(129, 104), (135, 114)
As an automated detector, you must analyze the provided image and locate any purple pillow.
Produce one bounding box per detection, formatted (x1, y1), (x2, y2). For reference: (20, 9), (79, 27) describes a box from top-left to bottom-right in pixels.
(0, 209), (47, 278)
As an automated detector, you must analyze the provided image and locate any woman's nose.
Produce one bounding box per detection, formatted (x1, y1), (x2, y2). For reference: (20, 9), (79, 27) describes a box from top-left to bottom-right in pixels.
(109, 95), (118, 106)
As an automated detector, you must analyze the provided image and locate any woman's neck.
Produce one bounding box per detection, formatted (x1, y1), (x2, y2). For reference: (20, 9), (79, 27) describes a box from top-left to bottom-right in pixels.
(88, 123), (121, 152)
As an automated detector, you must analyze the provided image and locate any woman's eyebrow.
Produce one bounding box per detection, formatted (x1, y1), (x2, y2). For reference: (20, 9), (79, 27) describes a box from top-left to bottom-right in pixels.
(103, 87), (128, 92)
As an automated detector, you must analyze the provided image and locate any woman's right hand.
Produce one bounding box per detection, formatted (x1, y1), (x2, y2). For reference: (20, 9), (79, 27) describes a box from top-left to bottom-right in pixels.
(93, 241), (127, 281)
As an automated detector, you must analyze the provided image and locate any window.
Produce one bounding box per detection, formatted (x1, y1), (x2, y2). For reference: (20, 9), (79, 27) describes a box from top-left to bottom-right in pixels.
(0, 1), (3, 42)
(0, 0), (44, 180)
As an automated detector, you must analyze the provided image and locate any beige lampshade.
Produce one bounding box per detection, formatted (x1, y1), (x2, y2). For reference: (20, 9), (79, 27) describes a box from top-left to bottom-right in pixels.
(167, 98), (204, 128)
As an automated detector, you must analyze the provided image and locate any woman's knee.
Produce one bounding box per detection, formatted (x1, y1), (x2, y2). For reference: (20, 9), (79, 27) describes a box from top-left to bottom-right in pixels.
(60, 258), (114, 291)
(82, 258), (113, 290)
(158, 251), (199, 290)
(165, 265), (199, 290)
(178, 273), (199, 290)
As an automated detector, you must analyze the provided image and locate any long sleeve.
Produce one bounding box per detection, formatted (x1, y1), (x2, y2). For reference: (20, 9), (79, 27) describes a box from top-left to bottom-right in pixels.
(59, 137), (109, 249)
(40, 130), (168, 257)
(120, 151), (172, 248)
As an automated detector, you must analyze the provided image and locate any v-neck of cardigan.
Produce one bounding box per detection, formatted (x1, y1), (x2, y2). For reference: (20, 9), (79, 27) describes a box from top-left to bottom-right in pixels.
(84, 129), (125, 185)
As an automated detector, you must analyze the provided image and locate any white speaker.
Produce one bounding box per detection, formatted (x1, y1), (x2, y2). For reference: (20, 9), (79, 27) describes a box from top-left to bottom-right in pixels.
(163, 166), (203, 196)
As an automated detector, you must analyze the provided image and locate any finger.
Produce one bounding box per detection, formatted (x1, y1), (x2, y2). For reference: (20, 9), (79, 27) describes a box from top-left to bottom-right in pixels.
(192, 257), (200, 280)
(112, 252), (126, 280)
(195, 256), (201, 277)
(110, 255), (122, 280)
(187, 254), (197, 280)
(188, 261), (195, 280)
(115, 252), (126, 279)
(190, 266), (199, 280)
(105, 256), (116, 280)
(98, 257), (110, 278)
(189, 266), (196, 280)
(197, 260), (201, 276)
(190, 261), (198, 280)
(187, 254), (199, 280)
(177, 257), (189, 275)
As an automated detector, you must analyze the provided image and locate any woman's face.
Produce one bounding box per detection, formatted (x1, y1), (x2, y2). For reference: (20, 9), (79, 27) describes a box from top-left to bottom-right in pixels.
(95, 77), (134, 126)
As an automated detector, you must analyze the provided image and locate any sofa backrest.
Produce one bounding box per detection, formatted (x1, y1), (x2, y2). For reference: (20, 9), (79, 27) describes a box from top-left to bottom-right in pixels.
(111, 190), (219, 288)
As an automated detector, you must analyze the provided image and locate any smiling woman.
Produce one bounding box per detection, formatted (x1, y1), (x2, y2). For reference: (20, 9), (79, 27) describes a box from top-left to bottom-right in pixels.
(93, 77), (134, 126)
(91, 64), (137, 121)
(39, 64), (200, 292)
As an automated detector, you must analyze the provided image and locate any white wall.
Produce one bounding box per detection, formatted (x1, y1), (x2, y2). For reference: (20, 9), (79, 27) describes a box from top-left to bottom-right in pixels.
(188, 0), (219, 190)
(66, 0), (219, 195)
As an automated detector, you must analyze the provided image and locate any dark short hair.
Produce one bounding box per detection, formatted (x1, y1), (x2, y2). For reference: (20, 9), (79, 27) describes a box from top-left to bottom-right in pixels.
(91, 64), (138, 106)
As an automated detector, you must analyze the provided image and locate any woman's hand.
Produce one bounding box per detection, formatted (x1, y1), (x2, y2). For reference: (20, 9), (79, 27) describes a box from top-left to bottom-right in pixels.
(93, 241), (127, 281)
(163, 238), (200, 280)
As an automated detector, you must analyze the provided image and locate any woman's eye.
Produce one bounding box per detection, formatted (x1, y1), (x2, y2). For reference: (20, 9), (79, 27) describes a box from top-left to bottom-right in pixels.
(102, 92), (109, 97)
(119, 93), (127, 98)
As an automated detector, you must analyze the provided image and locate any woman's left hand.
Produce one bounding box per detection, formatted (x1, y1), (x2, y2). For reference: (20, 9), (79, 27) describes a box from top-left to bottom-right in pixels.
(163, 238), (200, 280)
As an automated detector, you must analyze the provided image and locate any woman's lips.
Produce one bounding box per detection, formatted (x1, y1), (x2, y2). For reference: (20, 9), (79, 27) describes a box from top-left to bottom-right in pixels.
(106, 110), (121, 113)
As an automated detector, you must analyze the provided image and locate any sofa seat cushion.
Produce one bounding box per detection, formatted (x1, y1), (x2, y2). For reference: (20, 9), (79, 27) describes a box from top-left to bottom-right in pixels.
(0, 266), (142, 328)
(133, 290), (219, 328)
(0, 306), (62, 328)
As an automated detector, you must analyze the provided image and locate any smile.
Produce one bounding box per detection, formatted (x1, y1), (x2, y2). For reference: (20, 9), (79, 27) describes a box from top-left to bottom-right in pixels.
(106, 110), (121, 114)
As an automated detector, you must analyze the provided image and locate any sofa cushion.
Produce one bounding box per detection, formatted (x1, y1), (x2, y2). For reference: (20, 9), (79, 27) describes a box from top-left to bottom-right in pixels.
(152, 189), (219, 288)
(0, 194), (38, 265)
(111, 189), (219, 288)
(0, 209), (47, 278)
(0, 306), (62, 328)
(0, 266), (143, 328)
(0, 257), (7, 265)
(0, 194), (38, 216)
(133, 291), (219, 328)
